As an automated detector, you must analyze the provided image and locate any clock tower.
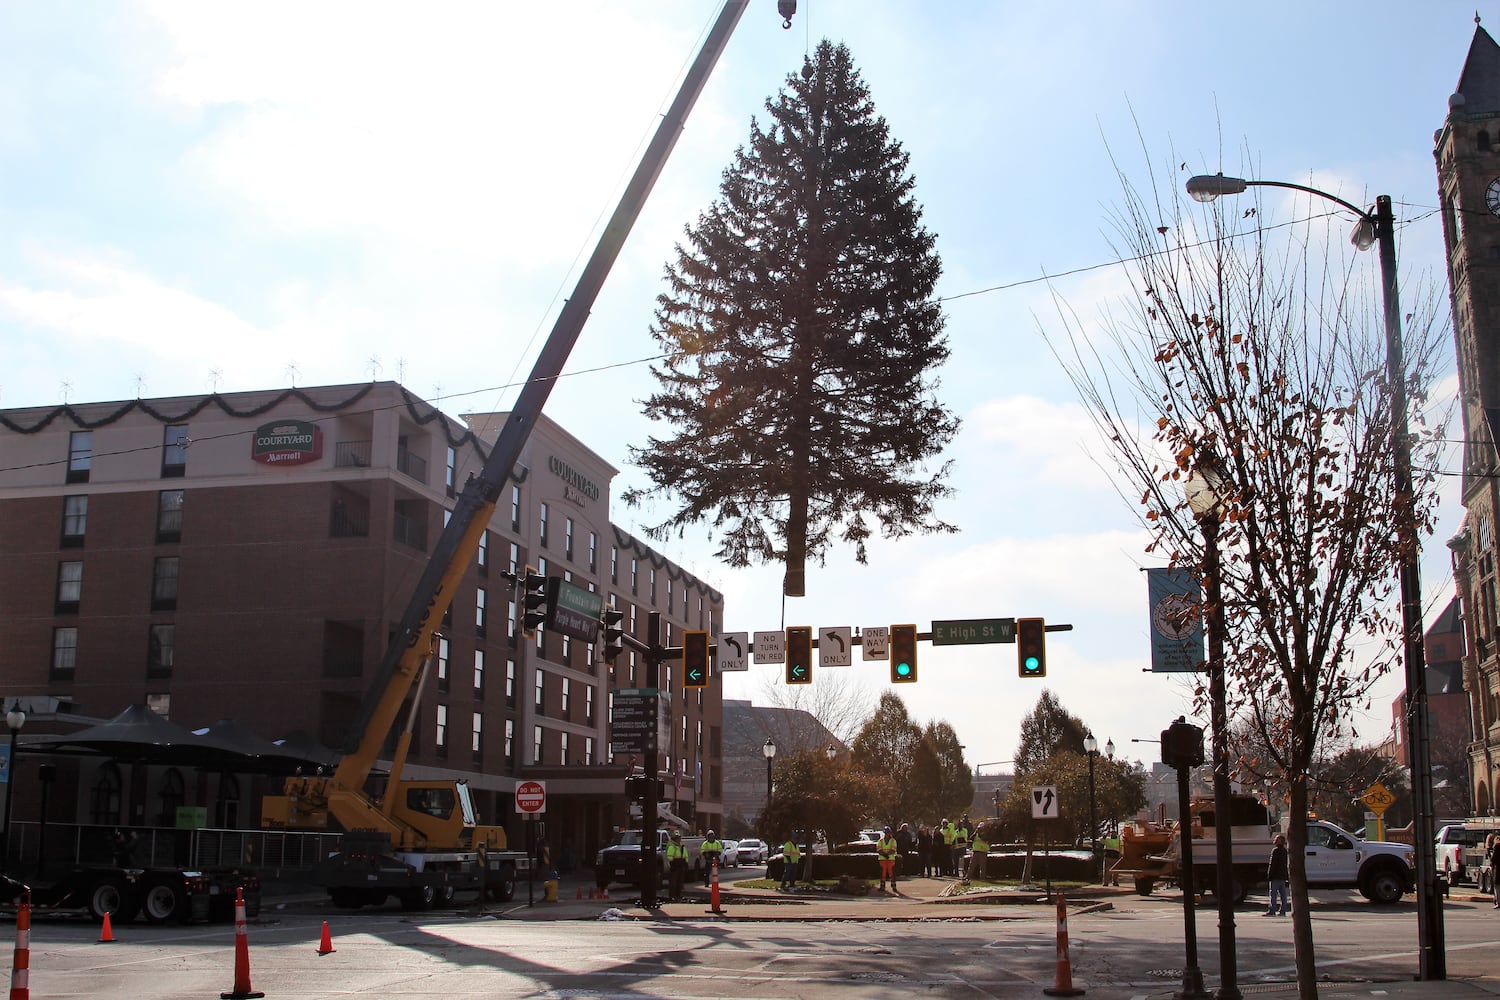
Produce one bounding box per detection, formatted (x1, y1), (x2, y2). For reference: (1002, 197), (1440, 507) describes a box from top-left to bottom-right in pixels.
(1438, 21), (1500, 818)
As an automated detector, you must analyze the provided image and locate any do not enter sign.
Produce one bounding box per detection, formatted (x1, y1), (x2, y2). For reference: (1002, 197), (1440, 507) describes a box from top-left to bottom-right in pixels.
(515, 780), (547, 814)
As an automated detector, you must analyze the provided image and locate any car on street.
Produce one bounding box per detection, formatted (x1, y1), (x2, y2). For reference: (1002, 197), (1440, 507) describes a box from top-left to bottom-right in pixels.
(720, 840), (740, 867)
(735, 838), (769, 864)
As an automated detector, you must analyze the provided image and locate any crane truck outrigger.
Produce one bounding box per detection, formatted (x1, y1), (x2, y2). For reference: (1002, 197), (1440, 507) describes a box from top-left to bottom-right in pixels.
(261, 0), (792, 910)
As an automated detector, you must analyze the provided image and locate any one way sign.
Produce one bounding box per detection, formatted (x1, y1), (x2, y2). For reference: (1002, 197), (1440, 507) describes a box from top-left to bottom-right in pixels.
(1031, 785), (1059, 819)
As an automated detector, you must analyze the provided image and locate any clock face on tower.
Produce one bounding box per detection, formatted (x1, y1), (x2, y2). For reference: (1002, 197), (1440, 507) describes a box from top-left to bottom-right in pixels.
(1487, 176), (1500, 217)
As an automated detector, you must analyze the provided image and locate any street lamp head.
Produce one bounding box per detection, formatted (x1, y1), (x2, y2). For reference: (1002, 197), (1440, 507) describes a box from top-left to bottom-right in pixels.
(5, 701), (24, 733)
(1106, 738), (1115, 758)
(1186, 173), (1248, 203)
(1350, 216), (1377, 252)
(1084, 735), (1097, 754)
(825, 744), (837, 760)
(762, 737), (776, 760)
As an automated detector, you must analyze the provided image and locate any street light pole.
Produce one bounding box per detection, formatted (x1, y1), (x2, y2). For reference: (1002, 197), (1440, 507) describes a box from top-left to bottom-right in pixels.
(1186, 173), (1443, 981)
(3, 701), (25, 871)
(763, 738), (777, 801)
(1085, 736), (1099, 885)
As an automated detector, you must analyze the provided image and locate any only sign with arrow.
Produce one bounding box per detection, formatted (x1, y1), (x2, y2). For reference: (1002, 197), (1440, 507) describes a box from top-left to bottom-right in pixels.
(819, 626), (852, 667)
(717, 632), (749, 672)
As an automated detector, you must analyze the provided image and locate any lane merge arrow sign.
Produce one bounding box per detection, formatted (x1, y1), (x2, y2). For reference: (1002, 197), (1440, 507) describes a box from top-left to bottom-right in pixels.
(1031, 784), (1058, 819)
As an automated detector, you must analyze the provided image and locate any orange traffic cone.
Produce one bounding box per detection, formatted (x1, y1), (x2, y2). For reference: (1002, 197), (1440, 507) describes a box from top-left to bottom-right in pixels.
(219, 888), (265, 1000)
(97, 911), (114, 944)
(576, 886), (583, 900)
(1042, 892), (1085, 997)
(600, 888), (609, 900)
(709, 858), (723, 914)
(9, 888), (30, 1000)
(316, 921), (335, 956)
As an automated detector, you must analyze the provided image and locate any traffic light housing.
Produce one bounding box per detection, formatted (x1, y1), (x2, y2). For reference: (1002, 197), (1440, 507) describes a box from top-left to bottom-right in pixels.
(889, 623), (918, 683)
(1017, 616), (1046, 677)
(683, 630), (710, 689)
(1161, 718), (1205, 770)
(601, 607), (625, 663)
(521, 566), (549, 636)
(785, 626), (812, 684)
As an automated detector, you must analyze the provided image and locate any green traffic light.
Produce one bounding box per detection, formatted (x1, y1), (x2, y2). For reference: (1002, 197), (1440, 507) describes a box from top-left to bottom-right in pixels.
(896, 662), (911, 677)
(1024, 656), (1040, 672)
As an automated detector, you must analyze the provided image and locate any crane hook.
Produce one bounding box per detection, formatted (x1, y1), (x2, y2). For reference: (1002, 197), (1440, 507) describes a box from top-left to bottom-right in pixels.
(777, 0), (796, 30)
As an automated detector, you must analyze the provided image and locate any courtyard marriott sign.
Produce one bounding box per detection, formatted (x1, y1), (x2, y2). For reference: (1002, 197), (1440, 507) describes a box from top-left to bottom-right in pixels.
(549, 455), (600, 507)
(252, 420), (324, 465)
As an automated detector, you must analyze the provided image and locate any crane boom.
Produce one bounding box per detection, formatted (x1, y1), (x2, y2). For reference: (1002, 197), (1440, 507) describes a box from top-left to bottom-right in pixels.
(275, 0), (758, 846)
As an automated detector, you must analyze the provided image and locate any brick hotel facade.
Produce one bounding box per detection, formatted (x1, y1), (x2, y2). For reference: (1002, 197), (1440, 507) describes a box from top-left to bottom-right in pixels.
(0, 381), (724, 864)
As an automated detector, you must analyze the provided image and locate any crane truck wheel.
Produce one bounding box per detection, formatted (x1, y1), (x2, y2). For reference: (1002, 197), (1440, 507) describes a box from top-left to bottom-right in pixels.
(141, 882), (187, 924)
(400, 885), (436, 911)
(435, 884), (456, 908)
(488, 869), (517, 902)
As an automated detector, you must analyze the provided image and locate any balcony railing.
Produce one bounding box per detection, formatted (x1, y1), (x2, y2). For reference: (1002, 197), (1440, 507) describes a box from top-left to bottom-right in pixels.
(335, 440), (372, 468)
(396, 445), (427, 483)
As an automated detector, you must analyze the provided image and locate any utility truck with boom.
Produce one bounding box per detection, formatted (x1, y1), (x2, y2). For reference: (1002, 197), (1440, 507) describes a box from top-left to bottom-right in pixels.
(261, 0), (792, 910)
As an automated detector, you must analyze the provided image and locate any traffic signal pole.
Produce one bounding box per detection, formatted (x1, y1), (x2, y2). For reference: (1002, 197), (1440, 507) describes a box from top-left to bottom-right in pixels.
(642, 612), (662, 910)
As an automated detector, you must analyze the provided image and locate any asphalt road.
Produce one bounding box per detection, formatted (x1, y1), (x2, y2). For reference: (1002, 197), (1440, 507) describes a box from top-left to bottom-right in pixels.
(9, 889), (1498, 999)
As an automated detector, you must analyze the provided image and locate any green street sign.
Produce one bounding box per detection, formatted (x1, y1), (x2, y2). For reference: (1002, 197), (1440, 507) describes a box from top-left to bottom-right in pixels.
(931, 618), (1015, 646)
(549, 578), (604, 643)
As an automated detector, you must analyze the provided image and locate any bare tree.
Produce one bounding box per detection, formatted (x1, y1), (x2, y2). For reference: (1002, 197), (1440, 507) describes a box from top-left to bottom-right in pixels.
(756, 669), (876, 748)
(1050, 155), (1447, 995)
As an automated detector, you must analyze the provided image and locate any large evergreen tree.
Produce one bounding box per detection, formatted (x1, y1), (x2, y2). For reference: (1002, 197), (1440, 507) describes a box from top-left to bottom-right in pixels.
(624, 40), (958, 595)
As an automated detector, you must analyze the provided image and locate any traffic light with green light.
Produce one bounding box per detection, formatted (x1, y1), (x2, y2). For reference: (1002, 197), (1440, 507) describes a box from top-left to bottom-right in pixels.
(521, 567), (549, 637)
(785, 626), (812, 685)
(1017, 617), (1046, 677)
(683, 630), (710, 689)
(601, 607), (624, 663)
(889, 623), (918, 683)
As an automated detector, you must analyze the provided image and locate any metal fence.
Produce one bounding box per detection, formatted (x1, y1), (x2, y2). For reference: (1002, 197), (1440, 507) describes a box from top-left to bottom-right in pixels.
(8, 822), (343, 876)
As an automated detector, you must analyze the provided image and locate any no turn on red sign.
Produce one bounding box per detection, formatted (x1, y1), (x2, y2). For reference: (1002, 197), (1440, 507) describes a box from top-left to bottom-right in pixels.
(515, 780), (547, 815)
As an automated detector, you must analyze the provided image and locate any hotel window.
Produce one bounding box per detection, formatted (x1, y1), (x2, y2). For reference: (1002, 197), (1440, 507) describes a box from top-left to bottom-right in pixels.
(666, 579), (673, 615)
(475, 587), (487, 637)
(477, 530), (488, 575)
(560, 732), (571, 765)
(539, 503), (549, 548)
(157, 489), (183, 543)
(584, 736), (594, 765)
(535, 670), (545, 712)
(51, 627), (78, 678)
(147, 624), (174, 678)
(436, 634), (450, 691)
(473, 649), (485, 694)
(532, 726), (543, 765)
(589, 531), (598, 573)
(61, 495), (88, 546)
(56, 561), (82, 613)
(435, 704), (448, 753)
(610, 545), (618, 583)
(471, 712), (482, 759)
(649, 568), (656, 603)
(564, 518), (574, 560)
(561, 677), (572, 719)
(504, 719), (515, 765)
(151, 557), (179, 611)
(561, 633), (571, 663)
(67, 431), (92, 484)
(446, 446), (457, 497)
(508, 542), (519, 575)
(631, 558), (638, 595)
(585, 685), (594, 726)
(161, 424), (189, 478)
(510, 486), (521, 531)
(507, 599), (517, 644)
(506, 658), (517, 707)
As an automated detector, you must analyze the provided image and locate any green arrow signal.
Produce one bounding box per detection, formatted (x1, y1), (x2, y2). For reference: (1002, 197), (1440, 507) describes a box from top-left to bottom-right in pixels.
(790, 663), (807, 680)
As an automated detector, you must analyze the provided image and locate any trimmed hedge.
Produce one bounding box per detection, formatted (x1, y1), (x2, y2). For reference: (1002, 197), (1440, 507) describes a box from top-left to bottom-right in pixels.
(769, 849), (1097, 882)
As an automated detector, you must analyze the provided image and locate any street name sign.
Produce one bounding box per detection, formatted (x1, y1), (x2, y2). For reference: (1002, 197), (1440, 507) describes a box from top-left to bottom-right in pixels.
(932, 618), (1015, 646)
(548, 578), (603, 643)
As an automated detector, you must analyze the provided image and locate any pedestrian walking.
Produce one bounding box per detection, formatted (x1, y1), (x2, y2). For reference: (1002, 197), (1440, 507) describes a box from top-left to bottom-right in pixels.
(917, 824), (934, 877)
(780, 838), (802, 890)
(1265, 833), (1289, 916)
(876, 827), (899, 890)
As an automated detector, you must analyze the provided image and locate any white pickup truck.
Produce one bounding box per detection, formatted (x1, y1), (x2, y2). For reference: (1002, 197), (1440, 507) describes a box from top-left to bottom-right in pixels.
(1435, 824), (1497, 885)
(1127, 796), (1415, 903)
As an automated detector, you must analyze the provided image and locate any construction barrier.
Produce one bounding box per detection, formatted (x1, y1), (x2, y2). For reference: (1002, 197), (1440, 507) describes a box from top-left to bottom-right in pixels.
(97, 912), (114, 944)
(1042, 892), (1084, 997)
(9, 890), (29, 1000)
(220, 888), (265, 1000)
(316, 921), (335, 956)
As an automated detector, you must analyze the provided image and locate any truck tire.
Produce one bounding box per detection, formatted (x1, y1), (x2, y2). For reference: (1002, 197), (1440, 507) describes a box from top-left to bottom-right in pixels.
(400, 885), (436, 911)
(142, 883), (186, 924)
(1362, 866), (1406, 904)
(488, 868), (517, 902)
(88, 877), (137, 924)
(435, 884), (457, 908)
(1134, 876), (1156, 896)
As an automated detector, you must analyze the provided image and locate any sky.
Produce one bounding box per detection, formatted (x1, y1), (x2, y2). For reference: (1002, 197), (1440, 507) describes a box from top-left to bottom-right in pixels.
(0, 1), (1486, 776)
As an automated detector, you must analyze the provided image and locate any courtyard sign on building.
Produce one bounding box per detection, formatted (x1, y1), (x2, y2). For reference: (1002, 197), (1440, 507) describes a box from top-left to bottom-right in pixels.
(252, 420), (324, 465)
